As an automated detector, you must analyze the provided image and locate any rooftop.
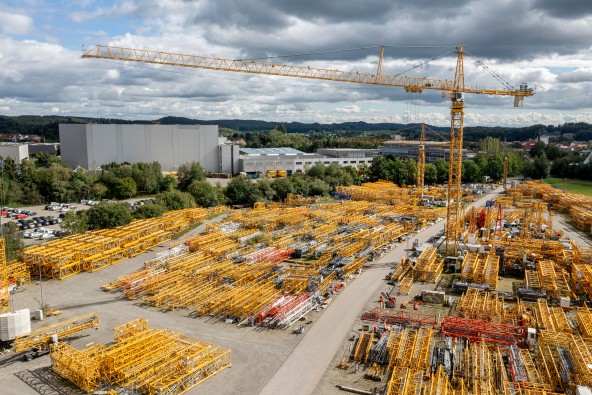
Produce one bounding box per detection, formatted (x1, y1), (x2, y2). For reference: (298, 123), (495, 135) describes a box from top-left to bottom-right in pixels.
(240, 147), (305, 156)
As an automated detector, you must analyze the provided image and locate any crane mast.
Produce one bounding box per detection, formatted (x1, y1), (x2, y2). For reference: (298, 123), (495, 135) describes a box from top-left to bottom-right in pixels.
(444, 47), (465, 255)
(83, 45), (534, 255)
(417, 124), (426, 198)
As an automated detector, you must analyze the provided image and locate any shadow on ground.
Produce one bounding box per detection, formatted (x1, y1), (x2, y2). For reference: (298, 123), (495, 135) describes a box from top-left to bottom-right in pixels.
(15, 367), (83, 395)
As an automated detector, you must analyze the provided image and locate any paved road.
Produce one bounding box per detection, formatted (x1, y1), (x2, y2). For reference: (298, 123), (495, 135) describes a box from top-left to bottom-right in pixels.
(259, 186), (503, 395)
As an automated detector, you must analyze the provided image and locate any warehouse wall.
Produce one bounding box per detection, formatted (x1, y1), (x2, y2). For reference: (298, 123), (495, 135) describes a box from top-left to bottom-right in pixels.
(59, 124), (220, 172)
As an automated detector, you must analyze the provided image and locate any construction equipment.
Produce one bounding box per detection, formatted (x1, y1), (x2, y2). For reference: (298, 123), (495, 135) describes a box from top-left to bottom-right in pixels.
(13, 312), (99, 353)
(82, 45), (534, 255)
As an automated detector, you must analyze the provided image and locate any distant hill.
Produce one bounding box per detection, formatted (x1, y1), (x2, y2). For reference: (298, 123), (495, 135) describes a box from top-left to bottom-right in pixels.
(0, 114), (591, 143)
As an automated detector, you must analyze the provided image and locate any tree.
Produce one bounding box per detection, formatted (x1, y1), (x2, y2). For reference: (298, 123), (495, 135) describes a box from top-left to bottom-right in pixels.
(462, 160), (481, 183)
(91, 182), (108, 200)
(390, 160), (408, 186)
(256, 179), (276, 201)
(424, 164), (438, 185)
(114, 177), (137, 199)
(478, 137), (501, 156)
(224, 177), (262, 206)
(367, 156), (391, 181)
(544, 144), (565, 161)
(177, 162), (206, 191)
(484, 155), (504, 181)
(530, 141), (546, 157)
(187, 180), (220, 207)
(271, 177), (294, 201)
(434, 159), (449, 184)
(86, 202), (133, 230)
(156, 190), (196, 210)
(132, 203), (167, 219)
(308, 179), (331, 196)
(61, 210), (89, 235)
(2, 222), (24, 261)
(531, 153), (551, 179)
(306, 163), (326, 179)
(160, 174), (177, 192)
(291, 176), (311, 196)
(132, 162), (162, 194)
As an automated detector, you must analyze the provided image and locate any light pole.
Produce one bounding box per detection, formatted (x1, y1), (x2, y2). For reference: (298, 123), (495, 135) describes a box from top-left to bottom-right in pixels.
(39, 260), (44, 316)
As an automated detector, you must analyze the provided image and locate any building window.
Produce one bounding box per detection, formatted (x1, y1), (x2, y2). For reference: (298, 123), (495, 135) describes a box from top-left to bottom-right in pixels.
(296, 161), (302, 165)
(324, 161), (330, 164)
(305, 161), (312, 165)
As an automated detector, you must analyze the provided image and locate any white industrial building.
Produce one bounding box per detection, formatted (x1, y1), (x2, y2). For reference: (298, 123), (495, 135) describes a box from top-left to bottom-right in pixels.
(0, 143), (29, 164)
(239, 147), (375, 176)
(59, 124), (221, 172)
(218, 137), (240, 175)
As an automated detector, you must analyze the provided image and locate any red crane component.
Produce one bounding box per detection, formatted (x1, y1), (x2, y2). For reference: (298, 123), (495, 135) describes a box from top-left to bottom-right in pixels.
(441, 316), (526, 346)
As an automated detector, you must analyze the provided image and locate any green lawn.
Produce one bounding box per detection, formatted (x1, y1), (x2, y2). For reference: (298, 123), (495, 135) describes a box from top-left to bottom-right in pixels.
(543, 177), (592, 196)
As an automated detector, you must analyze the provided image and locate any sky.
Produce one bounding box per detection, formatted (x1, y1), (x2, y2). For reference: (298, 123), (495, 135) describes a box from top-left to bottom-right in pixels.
(1, 0), (592, 127)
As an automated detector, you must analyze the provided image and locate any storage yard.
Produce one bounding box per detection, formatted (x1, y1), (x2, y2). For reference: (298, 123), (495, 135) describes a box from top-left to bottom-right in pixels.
(1, 180), (592, 394)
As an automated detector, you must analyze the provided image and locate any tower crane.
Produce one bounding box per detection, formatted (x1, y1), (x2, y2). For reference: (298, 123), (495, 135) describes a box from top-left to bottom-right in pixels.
(82, 45), (534, 254)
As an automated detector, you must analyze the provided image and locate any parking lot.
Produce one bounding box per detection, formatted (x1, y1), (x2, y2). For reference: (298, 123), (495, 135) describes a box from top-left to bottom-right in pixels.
(2, 202), (92, 246)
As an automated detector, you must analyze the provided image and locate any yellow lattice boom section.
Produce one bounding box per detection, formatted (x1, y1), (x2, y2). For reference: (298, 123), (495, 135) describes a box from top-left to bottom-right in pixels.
(14, 312), (99, 352)
(21, 208), (210, 280)
(50, 318), (231, 395)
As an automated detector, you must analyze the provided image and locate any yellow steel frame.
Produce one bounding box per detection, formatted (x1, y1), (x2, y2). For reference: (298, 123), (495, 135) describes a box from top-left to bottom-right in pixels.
(14, 312), (100, 352)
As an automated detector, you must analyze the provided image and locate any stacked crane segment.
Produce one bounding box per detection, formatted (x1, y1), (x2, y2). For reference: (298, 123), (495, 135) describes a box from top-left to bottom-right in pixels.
(6, 259), (31, 285)
(456, 287), (507, 323)
(538, 260), (558, 296)
(537, 330), (592, 390)
(576, 304), (592, 338)
(13, 312), (99, 352)
(460, 252), (479, 282)
(412, 247), (443, 283)
(50, 342), (103, 393)
(50, 318), (231, 394)
(391, 257), (412, 282)
(103, 201), (418, 326)
(21, 208), (210, 280)
(353, 331), (374, 362)
(398, 275), (414, 295)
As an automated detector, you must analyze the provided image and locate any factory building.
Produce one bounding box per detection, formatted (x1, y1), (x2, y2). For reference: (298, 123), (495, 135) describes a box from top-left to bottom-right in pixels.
(59, 124), (220, 172)
(239, 147), (375, 177)
(379, 140), (474, 162)
(0, 143), (29, 164)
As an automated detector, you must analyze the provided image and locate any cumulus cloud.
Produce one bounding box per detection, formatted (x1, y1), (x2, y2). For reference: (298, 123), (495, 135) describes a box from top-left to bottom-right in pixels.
(0, 10), (34, 35)
(0, 0), (592, 127)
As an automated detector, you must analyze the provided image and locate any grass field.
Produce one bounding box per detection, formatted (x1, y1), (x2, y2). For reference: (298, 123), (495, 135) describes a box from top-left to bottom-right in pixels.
(543, 177), (592, 196)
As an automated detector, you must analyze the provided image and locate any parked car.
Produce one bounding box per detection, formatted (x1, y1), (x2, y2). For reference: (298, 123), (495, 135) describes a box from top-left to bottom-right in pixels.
(15, 213), (28, 219)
